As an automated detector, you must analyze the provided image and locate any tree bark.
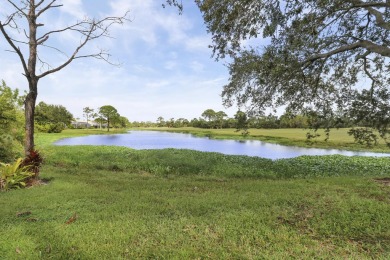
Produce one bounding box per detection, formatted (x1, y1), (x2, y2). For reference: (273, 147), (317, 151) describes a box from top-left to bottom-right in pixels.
(24, 82), (38, 153)
(25, 1), (38, 155)
(1, 1), (128, 155)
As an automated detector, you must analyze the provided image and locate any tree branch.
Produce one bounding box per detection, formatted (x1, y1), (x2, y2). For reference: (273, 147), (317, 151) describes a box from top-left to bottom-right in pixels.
(35, 0), (45, 9)
(0, 22), (28, 76)
(37, 28), (93, 78)
(3, 11), (18, 26)
(358, 39), (390, 57)
(36, 13), (129, 78)
(36, 21), (86, 42)
(349, 0), (390, 30)
(347, 0), (390, 9)
(6, 0), (27, 17)
(304, 40), (390, 67)
(37, 0), (63, 17)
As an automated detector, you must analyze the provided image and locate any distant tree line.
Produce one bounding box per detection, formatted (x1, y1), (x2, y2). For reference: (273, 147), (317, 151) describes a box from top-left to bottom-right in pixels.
(131, 108), (359, 130)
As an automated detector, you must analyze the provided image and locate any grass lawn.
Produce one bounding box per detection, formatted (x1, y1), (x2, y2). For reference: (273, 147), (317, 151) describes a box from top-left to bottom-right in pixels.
(0, 129), (389, 259)
(141, 127), (390, 152)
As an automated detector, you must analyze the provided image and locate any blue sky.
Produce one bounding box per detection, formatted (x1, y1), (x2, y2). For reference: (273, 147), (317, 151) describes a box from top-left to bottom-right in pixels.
(0, 0), (238, 122)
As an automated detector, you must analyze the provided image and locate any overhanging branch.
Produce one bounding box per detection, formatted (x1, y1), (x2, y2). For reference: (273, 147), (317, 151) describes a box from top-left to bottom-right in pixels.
(304, 40), (390, 67)
(349, 0), (390, 30)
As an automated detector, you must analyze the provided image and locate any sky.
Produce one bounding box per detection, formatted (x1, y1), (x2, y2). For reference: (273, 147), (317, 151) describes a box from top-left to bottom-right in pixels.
(0, 0), (239, 122)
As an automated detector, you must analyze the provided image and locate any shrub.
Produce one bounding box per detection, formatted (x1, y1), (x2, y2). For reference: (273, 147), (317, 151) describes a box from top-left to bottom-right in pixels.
(35, 123), (65, 133)
(0, 134), (23, 162)
(0, 158), (34, 191)
(21, 149), (43, 179)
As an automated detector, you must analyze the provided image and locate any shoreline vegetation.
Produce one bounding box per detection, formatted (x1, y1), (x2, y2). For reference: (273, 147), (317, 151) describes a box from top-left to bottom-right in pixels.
(135, 127), (390, 153)
(1, 128), (389, 258)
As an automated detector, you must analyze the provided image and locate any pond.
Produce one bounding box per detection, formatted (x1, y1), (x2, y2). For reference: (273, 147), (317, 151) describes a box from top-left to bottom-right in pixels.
(54, 130), (390, 160)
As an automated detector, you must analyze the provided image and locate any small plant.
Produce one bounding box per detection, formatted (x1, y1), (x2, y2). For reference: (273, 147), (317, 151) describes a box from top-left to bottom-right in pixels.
(0, 158), (34, 191)
(21, 149), (43, 178)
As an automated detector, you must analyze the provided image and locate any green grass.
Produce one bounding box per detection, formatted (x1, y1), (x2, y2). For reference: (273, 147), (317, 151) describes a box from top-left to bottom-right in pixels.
(35, 128), (128, 147)
(140, 127), (390, 152)
(0, 130), (389, 259)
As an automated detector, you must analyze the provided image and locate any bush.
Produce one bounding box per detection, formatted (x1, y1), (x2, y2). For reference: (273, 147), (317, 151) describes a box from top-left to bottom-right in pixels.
(36, 123), (65, 133)
(0, 158), (34, 191)
(0, 134), (23, 162)
(21, 149), (43, 179)
(0, 81), (25, 162)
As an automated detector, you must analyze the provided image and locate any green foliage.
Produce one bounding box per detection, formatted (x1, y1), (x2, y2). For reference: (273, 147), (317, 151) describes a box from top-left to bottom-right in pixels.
(0, 81), (23, 128)
(0, 80), (24, 162)
(0, 158), (33, 191)
(114, 116), (131, 128)
(348, 128), (379, 147)
(99, 105), (119, 131)
(280, 112), (309, 128)
(36, 122), (65, 133)
(196, 0), (390, 143)
(305, 130), (321, 142)
(3, 135), (390, 258)
(35, 101), (73, 130)
(234, 110), (249, 136)
(272, 155), (390, 178)
(82, 107), (94, 128)
(0, 134), (24, 162)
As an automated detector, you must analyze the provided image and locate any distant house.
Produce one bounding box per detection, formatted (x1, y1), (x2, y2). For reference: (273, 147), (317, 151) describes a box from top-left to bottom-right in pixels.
(71, 120), (102, 128)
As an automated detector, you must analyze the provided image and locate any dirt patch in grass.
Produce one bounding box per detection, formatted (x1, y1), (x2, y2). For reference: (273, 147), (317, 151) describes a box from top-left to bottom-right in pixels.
(374, 178), (390, 186)
(27, 177), (51, 188)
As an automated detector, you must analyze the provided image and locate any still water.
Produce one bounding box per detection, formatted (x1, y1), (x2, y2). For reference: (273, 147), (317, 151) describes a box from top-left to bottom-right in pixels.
(54, 130), (390, 160)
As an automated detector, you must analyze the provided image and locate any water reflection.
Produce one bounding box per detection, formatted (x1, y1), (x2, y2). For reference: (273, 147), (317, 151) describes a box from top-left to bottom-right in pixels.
(54, 130), (390, 160)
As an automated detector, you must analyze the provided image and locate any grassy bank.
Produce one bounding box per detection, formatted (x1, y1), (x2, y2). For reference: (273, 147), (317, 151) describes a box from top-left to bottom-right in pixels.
(0, 130), (389, 258)
(35, 128), (129, 147)
(139, 127), (390, 153)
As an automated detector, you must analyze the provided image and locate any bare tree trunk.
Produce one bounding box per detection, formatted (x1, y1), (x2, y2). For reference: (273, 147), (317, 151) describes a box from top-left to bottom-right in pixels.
(0, 1), (128, 156)
(24, 85), (37, 154)
(25, 2), (38, 155)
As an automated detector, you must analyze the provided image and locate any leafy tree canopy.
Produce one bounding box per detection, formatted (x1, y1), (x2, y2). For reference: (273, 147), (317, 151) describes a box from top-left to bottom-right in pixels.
(0, 81), (24, 161)
(201, 109), (216, 121)
(99, 105), (119, 132)
(34, 102), (74, 126)
(195, 0), (390, 142)
(35, 102), (73, 125)
(0, 80), (24, 130)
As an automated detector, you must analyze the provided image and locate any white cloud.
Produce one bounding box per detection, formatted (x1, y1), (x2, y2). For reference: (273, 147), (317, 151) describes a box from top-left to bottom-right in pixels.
(60, 0), (85, 19)
(164, 61), (177, 70)
(0, 1), (233, 122)
(189, 61), (204, 73)
(185, 36), (212, 52)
